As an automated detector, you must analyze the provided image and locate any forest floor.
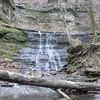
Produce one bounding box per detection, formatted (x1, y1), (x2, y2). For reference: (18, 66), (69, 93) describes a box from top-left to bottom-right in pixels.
(0, 57), (20, 73)
(64, 44), (100, 78)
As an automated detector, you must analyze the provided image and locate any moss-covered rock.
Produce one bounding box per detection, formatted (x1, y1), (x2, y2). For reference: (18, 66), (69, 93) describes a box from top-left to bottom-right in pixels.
(0, 28), (20, 34)
(4, 32), (27, 43)
(0, 27), (27, 61)
(0, 28), (27, 43)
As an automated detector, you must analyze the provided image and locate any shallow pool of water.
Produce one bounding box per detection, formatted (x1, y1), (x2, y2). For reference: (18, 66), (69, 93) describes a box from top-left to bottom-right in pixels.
(1, 93), (100, 100)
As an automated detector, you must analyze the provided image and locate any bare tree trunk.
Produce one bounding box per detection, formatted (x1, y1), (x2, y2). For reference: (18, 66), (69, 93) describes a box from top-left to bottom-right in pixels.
(56, 89), (70, 99)
(58, 0), (72, 46)
(0, 70), (100, 91)
(88, 0), (97, 43)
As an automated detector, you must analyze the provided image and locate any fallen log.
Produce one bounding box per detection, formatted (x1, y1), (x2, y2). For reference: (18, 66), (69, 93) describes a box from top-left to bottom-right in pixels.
(0, 70), (100, 91)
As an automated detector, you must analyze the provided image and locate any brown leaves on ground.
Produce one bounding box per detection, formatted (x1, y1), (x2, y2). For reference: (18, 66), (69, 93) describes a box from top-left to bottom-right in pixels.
(64, 44), (100, 75)
(0, 56), (20, 73)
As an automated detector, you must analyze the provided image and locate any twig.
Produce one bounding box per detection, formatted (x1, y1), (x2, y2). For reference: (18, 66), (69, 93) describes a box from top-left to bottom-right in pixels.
(56, 89), (70, 100)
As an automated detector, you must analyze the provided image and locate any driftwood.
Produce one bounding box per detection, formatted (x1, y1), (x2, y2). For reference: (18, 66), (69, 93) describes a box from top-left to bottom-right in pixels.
(0, 70), (100, 92)
(56, 89), (70, 99)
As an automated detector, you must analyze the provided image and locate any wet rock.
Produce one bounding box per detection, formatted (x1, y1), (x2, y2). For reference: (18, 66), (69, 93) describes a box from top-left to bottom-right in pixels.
(17, 31), (67, 75)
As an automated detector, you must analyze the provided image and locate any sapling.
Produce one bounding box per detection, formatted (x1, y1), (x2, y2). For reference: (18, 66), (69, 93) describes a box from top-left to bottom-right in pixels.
(58, 0), (73, 46)
(76, 0), (98, 44)
(88, 0), (97, 44)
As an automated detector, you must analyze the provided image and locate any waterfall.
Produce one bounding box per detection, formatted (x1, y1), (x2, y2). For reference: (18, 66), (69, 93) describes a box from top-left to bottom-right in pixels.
(46, 32), (63, 71)
(18, 30), (67, 75)
(35, 31), (49, 73)
(35, 31), (63, 74)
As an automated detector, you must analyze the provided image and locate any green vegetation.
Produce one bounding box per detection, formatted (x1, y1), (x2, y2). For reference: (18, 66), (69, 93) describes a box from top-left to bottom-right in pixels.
(4, 32), (26, 43)
(0, 27), (27, 61)
(0, 50), (16, 61)
(0, 42), (25, 61)
(0, 28), (27, 42)
(0, 27), (22, 34)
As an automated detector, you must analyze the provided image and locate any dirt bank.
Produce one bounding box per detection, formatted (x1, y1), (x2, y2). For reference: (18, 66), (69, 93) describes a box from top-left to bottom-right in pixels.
(64, 44), (100, 75)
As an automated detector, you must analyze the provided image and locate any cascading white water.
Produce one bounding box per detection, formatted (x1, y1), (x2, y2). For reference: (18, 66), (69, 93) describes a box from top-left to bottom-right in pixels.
(17, 30), (67, 76)
(35, 31), (49, 73)
(46, 32), (63, 71)
(35, 31), (63, 74)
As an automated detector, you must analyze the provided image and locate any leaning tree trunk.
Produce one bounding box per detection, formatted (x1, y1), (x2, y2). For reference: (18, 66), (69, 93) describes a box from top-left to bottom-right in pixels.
(88, 0), (97, 43)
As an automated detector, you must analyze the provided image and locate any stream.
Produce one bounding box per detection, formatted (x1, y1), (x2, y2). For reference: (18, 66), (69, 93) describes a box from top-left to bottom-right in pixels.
(0, 31), (100, 100)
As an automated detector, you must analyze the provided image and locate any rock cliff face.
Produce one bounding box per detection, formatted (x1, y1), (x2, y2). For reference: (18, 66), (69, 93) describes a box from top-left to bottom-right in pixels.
(0, 0), (100, 32)
(0, 0), (15, 22)
(75, 0), (100, 32)
(13, 0), (76, 31)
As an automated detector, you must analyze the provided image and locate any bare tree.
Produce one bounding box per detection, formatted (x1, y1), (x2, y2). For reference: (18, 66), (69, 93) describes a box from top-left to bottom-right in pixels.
(58, 0), (73, 46)
(75, 0), (98, 44)
(88, 0), (97, 43)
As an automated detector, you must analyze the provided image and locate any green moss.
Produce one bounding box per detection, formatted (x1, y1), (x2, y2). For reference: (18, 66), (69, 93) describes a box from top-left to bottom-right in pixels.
(0, 50), (15, 61)
(0, 27), (27, 61)
(4, 32), (27, 43)
(0, 28), (10, 34)
(0, 42), (25, 61)
(0, 28), (22, 34)
(0, 27), (27, 43)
